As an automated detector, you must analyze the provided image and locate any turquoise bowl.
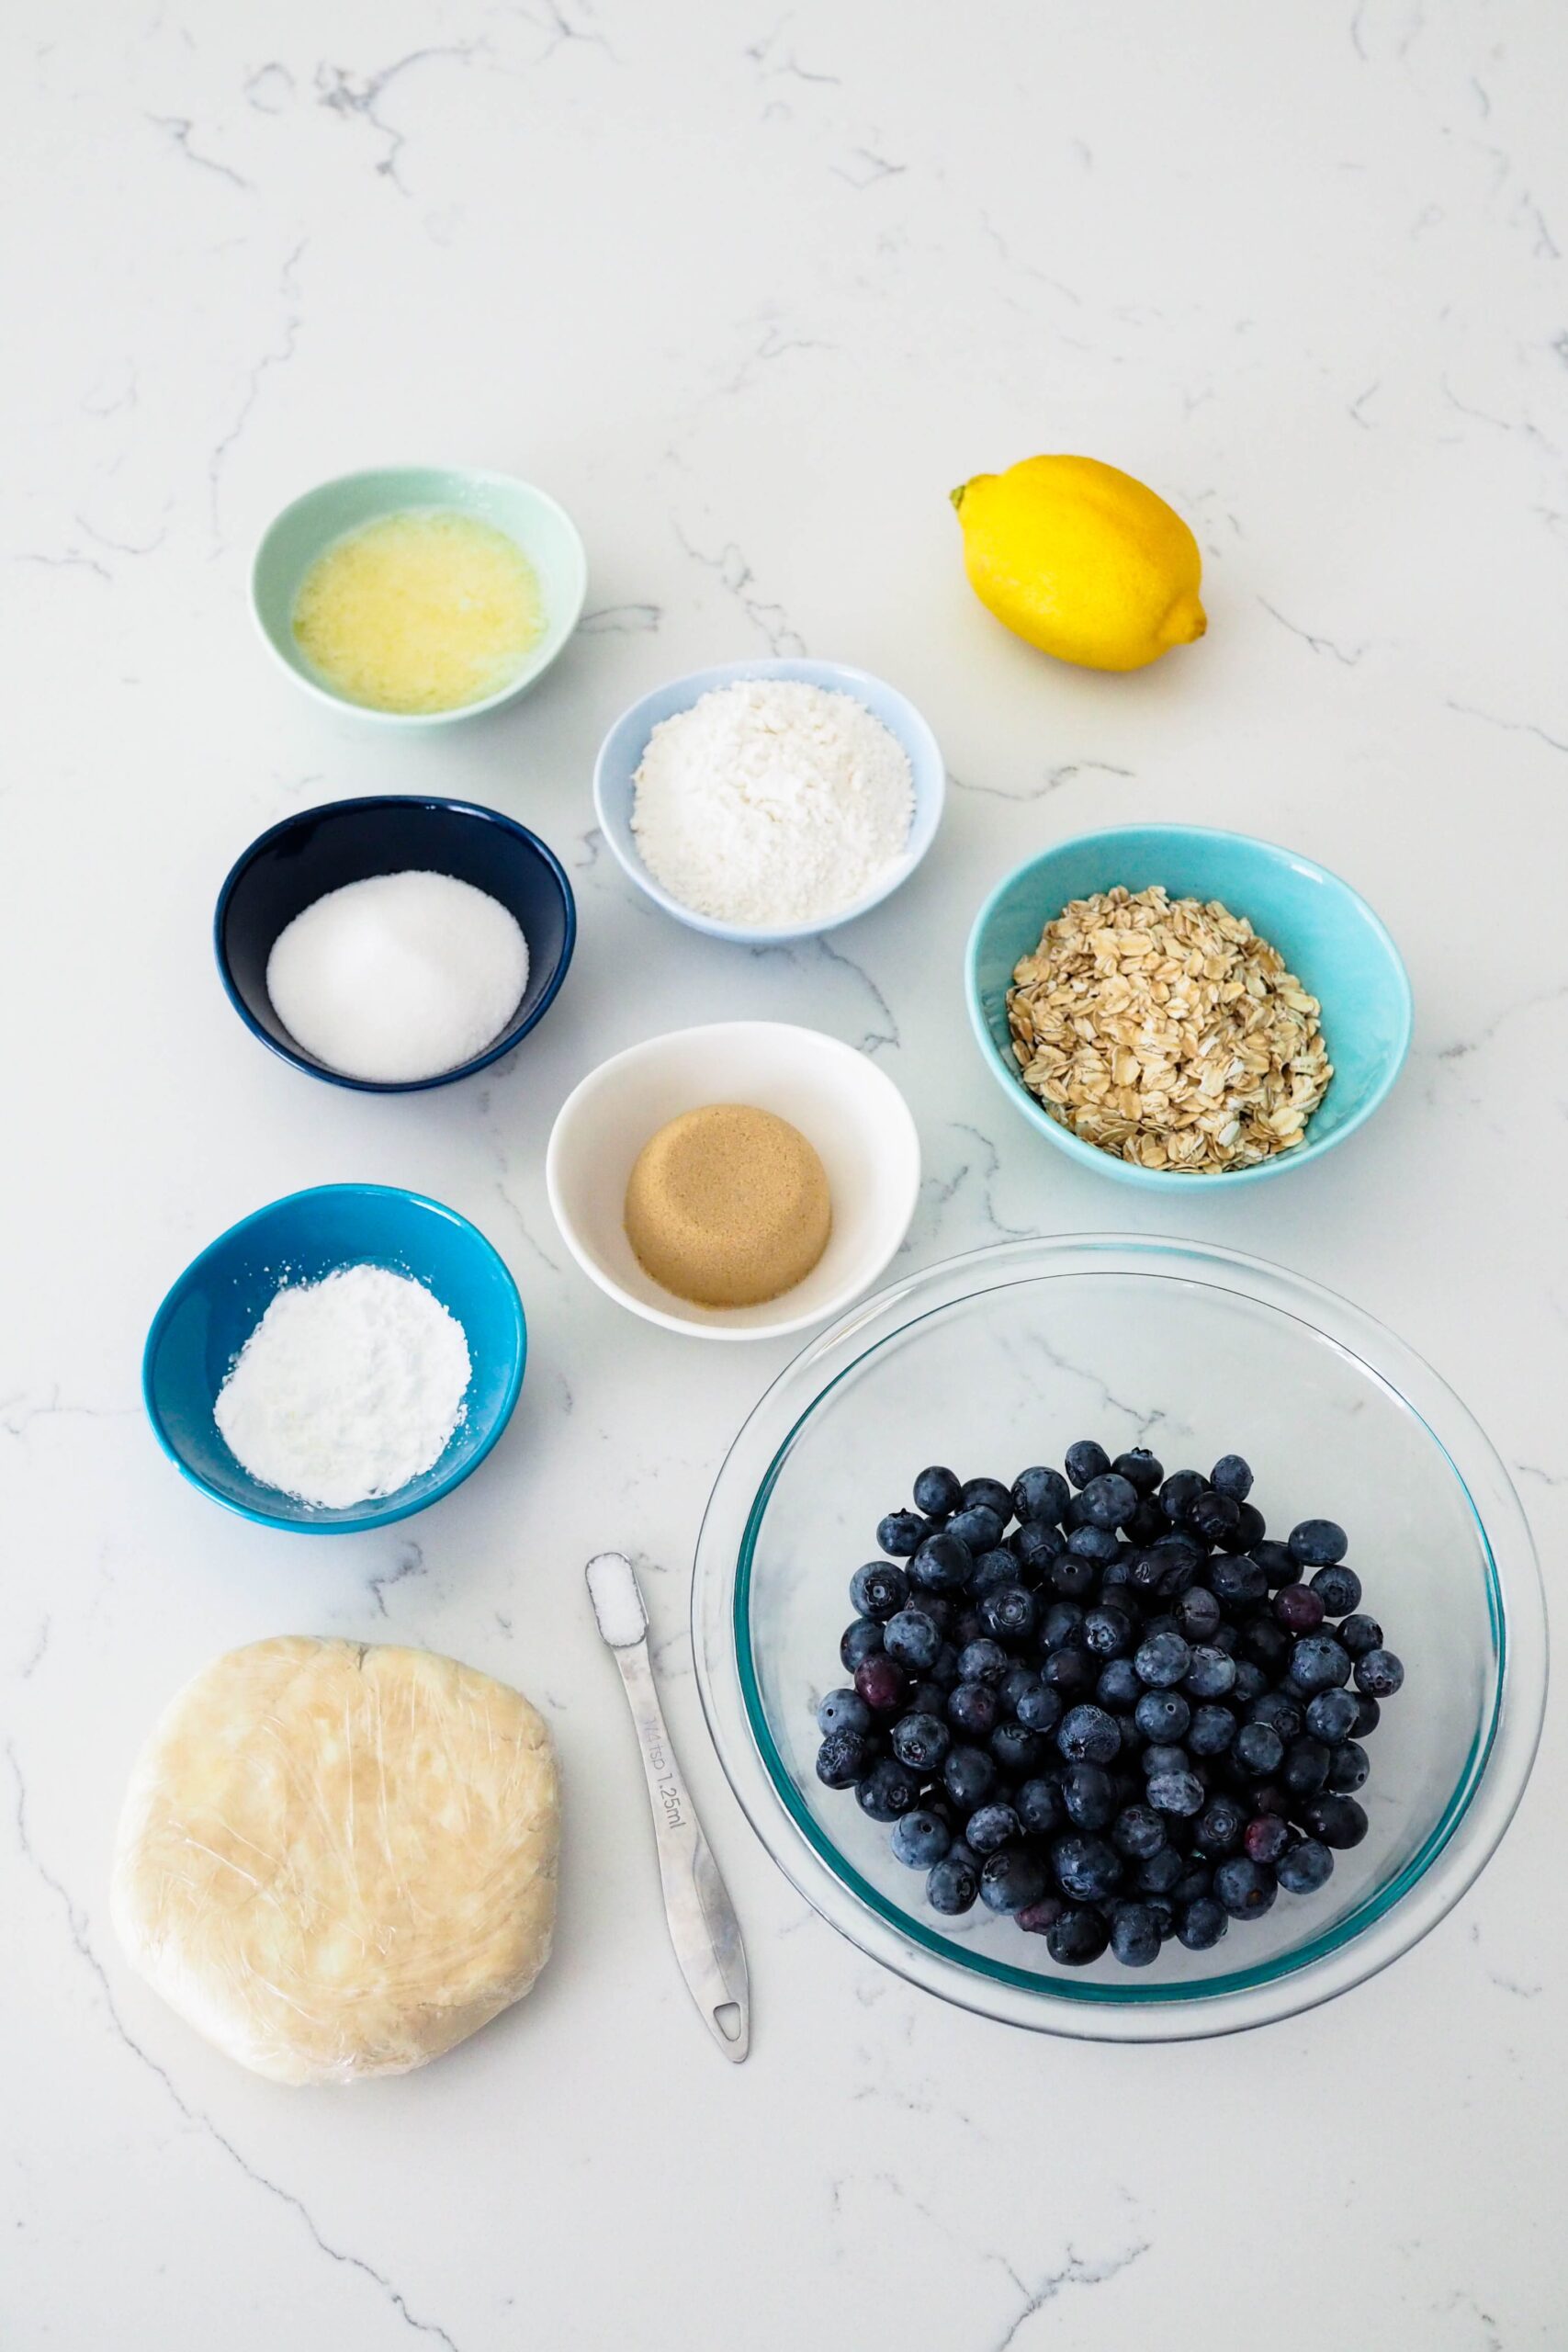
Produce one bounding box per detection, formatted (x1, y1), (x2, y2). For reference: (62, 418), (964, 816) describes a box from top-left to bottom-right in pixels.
(965, 824), (1413, 1189)
(142, 1184), (525, 1533)
(251, 465), (587, 726)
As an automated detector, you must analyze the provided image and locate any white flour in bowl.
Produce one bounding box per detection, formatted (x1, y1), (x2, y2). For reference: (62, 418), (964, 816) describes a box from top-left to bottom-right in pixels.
(628, 678), (914, 927)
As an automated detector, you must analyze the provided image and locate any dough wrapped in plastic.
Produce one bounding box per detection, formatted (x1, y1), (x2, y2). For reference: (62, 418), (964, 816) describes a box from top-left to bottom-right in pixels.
(111, 1635), (559, 2086)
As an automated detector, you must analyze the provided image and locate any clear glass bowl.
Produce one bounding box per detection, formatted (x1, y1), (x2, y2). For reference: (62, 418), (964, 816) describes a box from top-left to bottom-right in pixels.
(693, 1238), (1546, 2040)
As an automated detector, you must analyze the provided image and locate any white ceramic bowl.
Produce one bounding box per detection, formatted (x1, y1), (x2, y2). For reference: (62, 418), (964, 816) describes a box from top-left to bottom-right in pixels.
(592, 657), (946, 943)
(545, 1023), (922, 1340)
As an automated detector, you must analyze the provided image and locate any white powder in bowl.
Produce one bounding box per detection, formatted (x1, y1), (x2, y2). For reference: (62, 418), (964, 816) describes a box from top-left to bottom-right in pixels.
(214, 1265), (472, 1509)
(266, 870), (529, 1084)
(628, 678), (915, 928)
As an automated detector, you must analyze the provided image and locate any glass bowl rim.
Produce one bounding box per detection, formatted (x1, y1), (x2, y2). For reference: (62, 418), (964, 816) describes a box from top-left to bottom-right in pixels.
(692, 1235), (1546, 2040)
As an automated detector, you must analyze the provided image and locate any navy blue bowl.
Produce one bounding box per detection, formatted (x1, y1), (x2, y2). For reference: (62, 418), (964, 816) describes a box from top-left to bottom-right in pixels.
(216, 795), (577, 1092)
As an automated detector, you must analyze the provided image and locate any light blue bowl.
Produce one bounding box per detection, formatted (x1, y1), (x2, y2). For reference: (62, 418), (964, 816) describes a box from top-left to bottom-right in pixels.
(592, 657), (945, 943)
(966, 824), (1413, 1189)
(142, 1184), (526, 1532)
(251, 465), (587, 726)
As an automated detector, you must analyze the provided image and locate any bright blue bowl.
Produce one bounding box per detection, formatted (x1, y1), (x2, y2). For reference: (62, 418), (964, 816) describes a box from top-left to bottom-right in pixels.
(142, 1184), (526, 1532)
(592, 657), (945, 943)
(966, 824), (1413, 1189)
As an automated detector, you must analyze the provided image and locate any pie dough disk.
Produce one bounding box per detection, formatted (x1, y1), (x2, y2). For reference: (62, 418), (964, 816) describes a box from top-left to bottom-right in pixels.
(111, 1635), (559, 2086)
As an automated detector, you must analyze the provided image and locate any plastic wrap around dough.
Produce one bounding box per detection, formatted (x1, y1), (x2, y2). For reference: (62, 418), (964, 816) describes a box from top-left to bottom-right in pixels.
(111, 1636), (559, 2086)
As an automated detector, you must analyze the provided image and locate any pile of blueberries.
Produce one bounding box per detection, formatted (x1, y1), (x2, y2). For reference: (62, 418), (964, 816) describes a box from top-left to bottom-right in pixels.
(813, 1442), (1405, 1969)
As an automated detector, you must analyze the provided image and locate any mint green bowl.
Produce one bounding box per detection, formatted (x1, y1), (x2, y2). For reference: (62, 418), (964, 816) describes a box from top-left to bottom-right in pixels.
(251, 465), (588, 726)
(965, 824), (1413, 1189)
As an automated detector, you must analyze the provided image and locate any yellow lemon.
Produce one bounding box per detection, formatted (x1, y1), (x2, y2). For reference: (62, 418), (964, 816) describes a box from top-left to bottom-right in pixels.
(952, 455), (1206, 672)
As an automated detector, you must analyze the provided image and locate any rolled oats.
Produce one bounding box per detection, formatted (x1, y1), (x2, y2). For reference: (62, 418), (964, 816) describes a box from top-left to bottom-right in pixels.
(1005, 885), (1332, 1173)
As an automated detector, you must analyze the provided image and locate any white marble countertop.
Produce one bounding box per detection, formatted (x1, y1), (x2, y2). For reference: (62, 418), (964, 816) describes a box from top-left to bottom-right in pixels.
(6, 3), (1565, 2344)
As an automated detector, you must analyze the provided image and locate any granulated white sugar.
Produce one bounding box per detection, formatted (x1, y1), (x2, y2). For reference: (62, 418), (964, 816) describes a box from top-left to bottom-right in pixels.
(266, 870), (529, 1084)
(214, 1264), (471, 1509)
(629, 678), (914, 927)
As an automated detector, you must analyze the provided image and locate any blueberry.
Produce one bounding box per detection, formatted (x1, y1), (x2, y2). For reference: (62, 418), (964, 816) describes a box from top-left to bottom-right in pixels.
(1096, 1657), (1142, 1713)
(1291, 1634), (1351, 1693)
(1247, 1689), (1303, 1742)
(1046, 1906), (1111, 1965)
(890, 1711), (951, 1772)
(1339, 1612), (1383, 1658)
(1065, 1440), (1111, 1488)
(1229, 1502), (1267, 1554)
(1211, 1453), (1254, 1501)
(1083, 1604), (1134, 1658)
(1158, 1469), (1206, 1522)
(942, 1745), (998, 1812)
(1309, 1564), (1361, 1617)
(980, 1584), (1038, 1643)
(1274, 1581), (1325, 1634)
(1147, 1769), (1205, 1816)
(926, 1853), (979, 1915)
(876, 1510), (928, 1557)
(908, 1531), (973, 1593)
(1077, 1472), (1140, 1532)
(1305, 1688), (1359, 1746)
(1061, 1763), (1117, 1830)
(1230, 1660), (1269, 1705)
(1124, 1498), (1169, 1547)
(1010, 1521), (1066, 1573)
(946, 1679), (998, 1737)
(1066, 1523), (1120, 1564)
(815, 1730), (869, 1787)
(1051, 1833), (1123, 1902)
(817, 1688), (872, 1737)
(970, 1549), (1021, 1600)
(1111, 1802), (1167, 1861)
(1196, 1795), (1245, 1854)
(1303, 1793), (1369, 1849)
(957, 1636), (1010, 1685)
(1178, 1896), (1229, 1951)
(1289, 1519), (1348, 1567)
(980, 1848), (1050, 1915)
(1188, 1702), (1237, 1757)
(1352, 1692), (1382, 1737)
(946, 1505), (1004, 1555)
(1243, 1813), (1289, 1865)
(1179, 1588), (1224, 1644)
(1014, 1894), (1067, 1937)
(1234, 1721), (1284, 1778)
(1043, 1648), (1093, 1697)
(1000, 1662), (1042, 1714)
(1136, 1844), (1186, 1894)
(1012, 1465), (1071, 1525)
(1246, 1540), (1295, 1589)
(1190, 1489), (1241, 1547)
(928, 1643), (962, 1690)
(1017, 1680), (1065, 1735)
(1184, 1645), (1237, 1701)
(890, 1808), (952, 1869)
(840, 1617), (884, 1670)
(1210, 1555), (1269, 1610)
(1241, 1616), (1292, 1676)
(1276, 1838), (1334, 1894)
(1214, 1855), (1277, 1919)
(1040, 1601), (1087, 1652)
(962, 1476), (1016, 1521)
(912, 1464), (963, 1520)
(1015, 1777), (1066, 1838)
(1056, 1703), (1121, 1766)
(1113, 1448), (1165, 1496)
(1134, 1689), (1191, 1743)
(1141, 1742), (1189, 1778)
(855, 1757), (921, 1820)
(990, 1722), (1046, 1779)
(965, 1801), (1022, 1856)
(1110, 1901), (1162, 1967)
(849, 1563), (907, 1623)
(1280, 1737), (1331, 1800)
(1327, 1739), (1371, 1792)
(1354, 1647), (1404, 1699)
(853, 1655), (906, 1714)
(1134, 1631), (1191, 1689)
